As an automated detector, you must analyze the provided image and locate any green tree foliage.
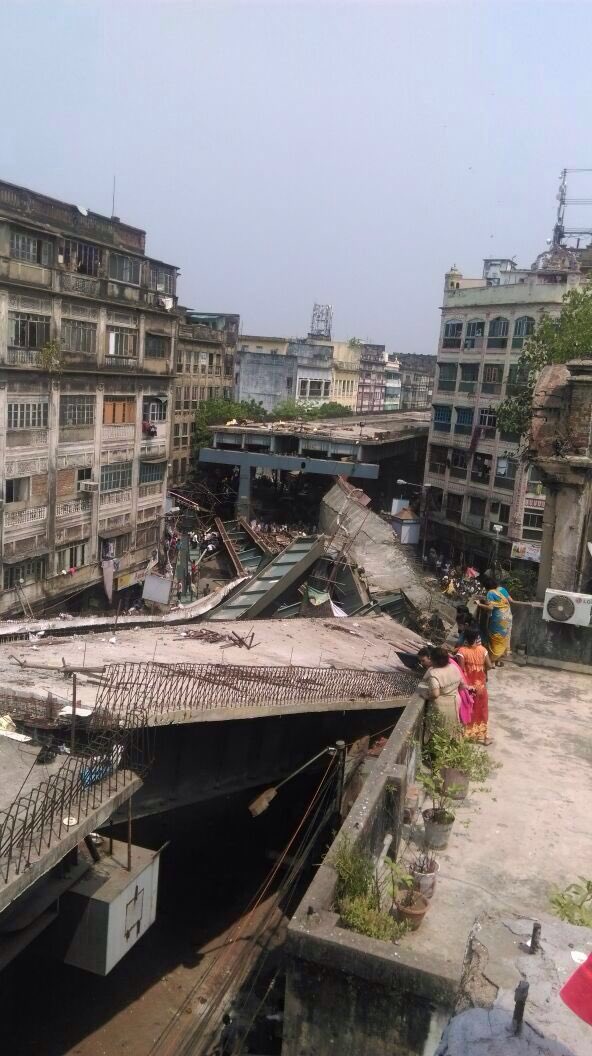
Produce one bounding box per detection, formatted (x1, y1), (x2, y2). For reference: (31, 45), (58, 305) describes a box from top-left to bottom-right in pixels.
(272, 400), (352, 421)
(193, 397), (353, 450)
(497, 282), (592, 440)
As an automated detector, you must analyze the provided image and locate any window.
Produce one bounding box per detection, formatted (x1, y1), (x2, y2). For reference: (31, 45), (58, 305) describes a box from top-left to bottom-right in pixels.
(139, 462), (165, 485)
(136, 524), (159, 549)
(286, 377), (292, 391)
(482, 365), (503, 394)
(60, 239), (101, 276)
(5, 477), (29, 503)
(61, 318), (97, 356)
(180, 457), (187, 478)
(323, 381), (331, 397)
(57, 542), (87, 570)
(308, 380), (323, 398)
(100, 462), (132, 492)
(469, 496), (486, 514)
(494, 455), (517, 490)
(148, 265), (174, 295)
(173, 424), (181, 448)
(144, 333), (170, 360)
(428, 445), (448, 474)
(101, 534), (130, 560)
(107, 326), (137, 358)
(433, 405), (452, 432)
(454, 407), (474, 435)
(478, 408), (497, 437)
(471, 453), (492, 484)
(109, 254), (141, 285)
(3, 557), (47, 591)
(528, 465), (544, 490)
(489, 501), (510, 533)
(60, 394), (95, 427)
(464, 320), (485, 349)
(507, 364), (528, 396)
(442, 321), (463, 349)
(103, 397), (135, 424)
(487, 317), (509, 349)
(299, 379), (308, 397)
(512, 316), (535, 348)
(522, 511), (544, 539)
(8, 312), (50, 349)
(445, 492), (463, 522)
(142, 398), (167, 422)
(459, 363), (479, 392)
(191, 385), (198, 410)
(172, 459), (179, 481)
(450, 449), (468, 478)
(184, 385), (191, 410)
(10, 229), (53, 266)
(438, 364), (457, 391)
(7, 401), (48, 429)
(77, 468), (92, 490)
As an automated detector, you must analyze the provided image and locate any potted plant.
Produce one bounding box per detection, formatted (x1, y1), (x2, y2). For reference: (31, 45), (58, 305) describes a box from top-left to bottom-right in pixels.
(418, 769), (456, 849)
(386, 861), (430, 932)
(409, 850), (439, 899)
(429, 724), (492, 801)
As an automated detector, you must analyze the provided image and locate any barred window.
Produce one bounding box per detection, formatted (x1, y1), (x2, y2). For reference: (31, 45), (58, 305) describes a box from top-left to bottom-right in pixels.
(173, 424), (181, 448)
(100, 462), (132, 492)
(107, 327), (138, 358)
(143, 398), (167, 422)
(60, 238), (101, 276)
(148, 265), (175, 295)
(145, 333), (169, 359)
(101, 534), (130, 559)
(139, 461), (165, 484)
(61, 318), (97, 355)
(3, 557), (47, 591)
(60, 395), (96, 427)
(10, 229), (53, 266)
(57, 542), (87, 570)
(109, 253), (141, 285)
(136, 524), (159, 549)
(7, 401), (48, 429)
(8, 312), (50, 349)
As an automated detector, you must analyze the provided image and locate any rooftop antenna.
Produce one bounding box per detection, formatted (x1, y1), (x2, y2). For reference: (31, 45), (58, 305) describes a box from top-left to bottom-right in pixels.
(553, 168), (592, 245)
(111, 174), (116, 219)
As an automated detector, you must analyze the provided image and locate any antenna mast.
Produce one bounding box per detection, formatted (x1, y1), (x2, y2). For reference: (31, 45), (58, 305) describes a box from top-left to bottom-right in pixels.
(553, 168), (592, 245)
(309, 303), (333, 340)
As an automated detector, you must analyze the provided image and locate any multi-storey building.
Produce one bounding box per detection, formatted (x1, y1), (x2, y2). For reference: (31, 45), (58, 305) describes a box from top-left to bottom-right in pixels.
(384, 354), (401, 411)
(0, 179), (178, 617)
(398, 353), (435, 411)
(330, 340), (360, 411)
(356, 343), (386, 414)
(172, 310), (238, 484)
(423, 255), (588, 567)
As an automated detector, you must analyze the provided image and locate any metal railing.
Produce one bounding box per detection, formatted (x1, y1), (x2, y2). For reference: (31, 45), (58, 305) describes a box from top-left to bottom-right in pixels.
(4, 505), (47, 527)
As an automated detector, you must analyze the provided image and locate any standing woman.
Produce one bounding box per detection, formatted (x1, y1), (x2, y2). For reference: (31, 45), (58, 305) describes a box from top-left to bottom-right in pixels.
(456, 627), (492, 743)
(418, 646), (473, 728)
(477, 575), (513, 667)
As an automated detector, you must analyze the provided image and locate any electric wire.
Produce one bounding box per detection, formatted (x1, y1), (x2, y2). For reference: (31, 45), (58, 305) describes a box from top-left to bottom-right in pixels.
(147, 756), (337, 1056)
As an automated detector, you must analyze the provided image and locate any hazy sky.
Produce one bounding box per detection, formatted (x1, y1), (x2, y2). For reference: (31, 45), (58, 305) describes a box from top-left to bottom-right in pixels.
(2, 0), (591, 353)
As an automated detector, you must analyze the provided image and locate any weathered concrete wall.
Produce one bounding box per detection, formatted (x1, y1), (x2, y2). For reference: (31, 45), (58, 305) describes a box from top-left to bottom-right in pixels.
(235, 350), (297, 412)
(510, 599), (592, 669)
(283, 698), (457, 1056)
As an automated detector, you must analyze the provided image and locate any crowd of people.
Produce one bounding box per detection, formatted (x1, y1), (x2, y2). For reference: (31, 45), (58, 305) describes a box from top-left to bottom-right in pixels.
(415, 573), (514, 745)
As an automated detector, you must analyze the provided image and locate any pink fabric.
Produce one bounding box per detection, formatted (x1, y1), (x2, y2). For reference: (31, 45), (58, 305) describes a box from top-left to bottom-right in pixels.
(449, 657), (474, 725)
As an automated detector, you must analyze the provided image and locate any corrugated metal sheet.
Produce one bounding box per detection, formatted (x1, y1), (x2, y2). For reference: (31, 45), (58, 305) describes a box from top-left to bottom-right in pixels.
(207, 536), (325, 621)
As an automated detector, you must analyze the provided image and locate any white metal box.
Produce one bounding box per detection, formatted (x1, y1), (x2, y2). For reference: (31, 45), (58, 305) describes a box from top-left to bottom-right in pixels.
(542, 589), (592, 627)
(59, 840), (161, 975)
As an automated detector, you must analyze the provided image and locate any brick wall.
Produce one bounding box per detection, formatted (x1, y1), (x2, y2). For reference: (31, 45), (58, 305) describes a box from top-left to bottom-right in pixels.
(57, 468), (76, 497)
(31, 474), (49, 500)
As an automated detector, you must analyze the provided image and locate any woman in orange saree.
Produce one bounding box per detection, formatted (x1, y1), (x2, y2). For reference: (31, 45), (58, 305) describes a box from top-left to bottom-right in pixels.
(456, 626), (492, 743)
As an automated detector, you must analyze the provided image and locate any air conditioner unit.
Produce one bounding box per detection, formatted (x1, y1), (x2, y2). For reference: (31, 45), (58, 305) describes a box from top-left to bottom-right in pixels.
(543, 589), (592, 627)
(79, 481), (99, 494)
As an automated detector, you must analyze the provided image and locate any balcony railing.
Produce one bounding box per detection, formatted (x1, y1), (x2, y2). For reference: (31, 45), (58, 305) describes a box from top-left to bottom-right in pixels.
(5, 505), (47, 527)
(60, 272), (101, 297)
(102, 424), (135, 441)
(100, 488), (132, 507)
(487, 337), (508, 350)
(56, 498), (92, 518)
(6, 348), (41, 367)
(104, 356), (139, 371)
(463, 337), (483, 350)
(138, 482), (164, 499)
(493, 475), (515, 491)
(442, 338), (462, 349)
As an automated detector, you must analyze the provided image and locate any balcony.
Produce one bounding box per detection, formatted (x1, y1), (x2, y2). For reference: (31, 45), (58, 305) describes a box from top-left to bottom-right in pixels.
(479, 426), (497, 440)
(5, 348), (41, 367)
(4, 505), (47, 529)
(463, 337), (483, 350)
(450, 465), (468, 480)
(56, 497), (92, 518)
(437, 379), (456, 392)
(102, 424), (135, 442)
(442, 338), (462, 350)
(493, 475), (516, 491)
(522, 528), (543, 541)
(0, 256), (52, 287)
(487, 338), (508, 350)
(100, 489), (132, 507)
(138, 482), (164, 500)
(454, 423), (473, 435)
(60, 272), (101, 297)
(104, 355), (139, 371)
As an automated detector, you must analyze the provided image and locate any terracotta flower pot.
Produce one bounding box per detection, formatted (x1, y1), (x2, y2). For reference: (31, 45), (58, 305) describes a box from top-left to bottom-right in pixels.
(440, 766), (470, 801)
(423, 807), (455, 849)
(397, 892), (429, 931)
(411, 859), (439, 899)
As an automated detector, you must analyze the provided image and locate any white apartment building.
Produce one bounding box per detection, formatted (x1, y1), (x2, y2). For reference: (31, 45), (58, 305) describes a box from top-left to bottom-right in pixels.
(0, 179), (178, 618)
(423, 254), (589, 567)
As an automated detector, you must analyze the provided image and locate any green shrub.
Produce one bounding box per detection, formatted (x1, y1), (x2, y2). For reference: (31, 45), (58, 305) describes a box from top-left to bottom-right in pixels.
(550, 878), (592, 927)
(339, 895), (406, 941)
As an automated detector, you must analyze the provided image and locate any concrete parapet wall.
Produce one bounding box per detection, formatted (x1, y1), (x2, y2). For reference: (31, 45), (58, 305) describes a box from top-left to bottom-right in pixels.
(283, 697), (455, 1056)
(510, 599), (592, 670)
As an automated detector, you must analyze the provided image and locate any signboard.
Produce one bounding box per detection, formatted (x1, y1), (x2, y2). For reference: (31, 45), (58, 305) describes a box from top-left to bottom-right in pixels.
(115, 568), (146, 591)
(511, 541), (541, 563)
(524, 497), (545, 510)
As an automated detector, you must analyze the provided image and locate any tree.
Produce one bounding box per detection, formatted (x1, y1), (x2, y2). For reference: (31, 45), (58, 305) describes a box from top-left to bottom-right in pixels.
(497, 282), (592, 440)
(270, 400), (353, 422)
(193, 396), (268, 451)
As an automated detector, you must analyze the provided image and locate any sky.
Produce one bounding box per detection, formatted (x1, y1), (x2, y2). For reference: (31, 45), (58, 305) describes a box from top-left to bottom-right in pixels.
(2, 0), (592, 353)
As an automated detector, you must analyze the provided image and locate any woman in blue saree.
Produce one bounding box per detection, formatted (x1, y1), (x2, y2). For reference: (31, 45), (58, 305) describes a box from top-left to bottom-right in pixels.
(476, 575), (513, 666)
